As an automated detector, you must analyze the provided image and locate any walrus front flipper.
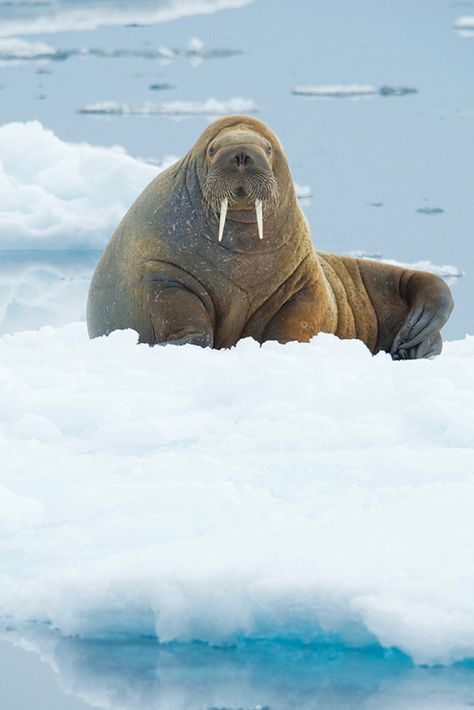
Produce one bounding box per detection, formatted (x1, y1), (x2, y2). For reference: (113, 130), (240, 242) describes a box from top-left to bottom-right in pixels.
(390, 270), (454, 360)
(141, 262), (215, 347)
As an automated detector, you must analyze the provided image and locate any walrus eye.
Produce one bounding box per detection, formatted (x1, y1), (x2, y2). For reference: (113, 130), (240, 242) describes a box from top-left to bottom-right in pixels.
(266, 146), (272, 156)
(208, 145), (215, 158)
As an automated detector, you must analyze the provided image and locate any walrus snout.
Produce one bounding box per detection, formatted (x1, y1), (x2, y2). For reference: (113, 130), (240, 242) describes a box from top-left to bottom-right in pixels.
(203, 135), (278, 242)
(219, 144), (270, 174)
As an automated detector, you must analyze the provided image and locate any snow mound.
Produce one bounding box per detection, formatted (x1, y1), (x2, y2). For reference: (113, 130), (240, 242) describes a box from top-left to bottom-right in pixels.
(0, 325), (473, 666)
(0, 121), (175, 249)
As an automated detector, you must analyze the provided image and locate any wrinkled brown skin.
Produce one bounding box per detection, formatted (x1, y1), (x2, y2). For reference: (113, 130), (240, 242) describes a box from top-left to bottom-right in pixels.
(87, 115), (454, 359)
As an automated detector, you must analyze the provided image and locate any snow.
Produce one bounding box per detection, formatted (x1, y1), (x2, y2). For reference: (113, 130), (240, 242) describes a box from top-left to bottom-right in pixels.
(0, 121), (174, 250)
(0, 324), (473, 666)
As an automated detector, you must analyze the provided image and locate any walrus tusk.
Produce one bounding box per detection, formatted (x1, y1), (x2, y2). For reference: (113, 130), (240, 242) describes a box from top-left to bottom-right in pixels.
(255, 199), (263, 240)
(218, 197), (228, 242)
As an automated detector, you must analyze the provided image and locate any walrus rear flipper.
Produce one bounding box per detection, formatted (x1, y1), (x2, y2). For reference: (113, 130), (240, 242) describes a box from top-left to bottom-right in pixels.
(140, 261), (215, 347)
(357, 259), (454, 359)
(390, 270), (454, 360)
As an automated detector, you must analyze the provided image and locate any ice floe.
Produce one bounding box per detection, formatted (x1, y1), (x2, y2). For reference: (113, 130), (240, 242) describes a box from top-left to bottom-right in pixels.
(0, 325), (473, 667)
(294, 183), (313, 199)
(0, 0), (255, 37)
(292, 85), (417, 99)
(78, 97), (259, 117)
(0, 37), (58, 63)
(454, 15), (474, 36)
(0, 36), (242, 66)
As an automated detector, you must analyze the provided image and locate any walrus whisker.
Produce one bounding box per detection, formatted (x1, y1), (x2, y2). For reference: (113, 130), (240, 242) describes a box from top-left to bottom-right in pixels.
(255, 199), (263, 240)
(218, 197), (228, 242)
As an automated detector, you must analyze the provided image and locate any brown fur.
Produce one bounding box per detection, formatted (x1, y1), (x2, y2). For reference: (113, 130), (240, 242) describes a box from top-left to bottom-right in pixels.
(87, 116), (453, 358)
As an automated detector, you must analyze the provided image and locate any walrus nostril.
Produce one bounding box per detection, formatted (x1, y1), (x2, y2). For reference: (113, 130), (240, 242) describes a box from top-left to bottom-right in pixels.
(233, 152), (252, 168)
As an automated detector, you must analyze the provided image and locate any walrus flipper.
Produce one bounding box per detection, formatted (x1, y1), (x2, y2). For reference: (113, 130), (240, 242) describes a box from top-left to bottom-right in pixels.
(141, 262), (215, 347)
(356, 259), (453, 359)
(390, 270), (454, 360)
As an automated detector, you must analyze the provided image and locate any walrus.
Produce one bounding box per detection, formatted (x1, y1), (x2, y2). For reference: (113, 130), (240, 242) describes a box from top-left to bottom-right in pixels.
(87, 115), (453, 359)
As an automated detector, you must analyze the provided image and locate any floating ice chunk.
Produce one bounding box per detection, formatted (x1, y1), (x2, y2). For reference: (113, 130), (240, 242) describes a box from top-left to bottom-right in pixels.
(454, 16), (474, 36)
(293, 84), (378, 99)
(292, 85), (417, 99)
(78, 98), (258, 116)
(88, 42), (242, 62)
(294, 183), (312, 199)
(0, 37), (57, 61)
(187, 36), (205, 53)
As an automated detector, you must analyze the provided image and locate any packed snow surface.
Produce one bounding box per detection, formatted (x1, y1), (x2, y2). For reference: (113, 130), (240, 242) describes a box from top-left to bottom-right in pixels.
(0, 325), (473, 666)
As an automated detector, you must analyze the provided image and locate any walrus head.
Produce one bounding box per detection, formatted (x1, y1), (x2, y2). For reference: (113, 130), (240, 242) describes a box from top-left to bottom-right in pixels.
(192, 116), (294, 245)
(202, 127), (278, 241)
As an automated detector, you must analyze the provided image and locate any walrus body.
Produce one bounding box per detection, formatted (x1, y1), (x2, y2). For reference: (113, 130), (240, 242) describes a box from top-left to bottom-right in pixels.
(87, 116), (453, 359)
